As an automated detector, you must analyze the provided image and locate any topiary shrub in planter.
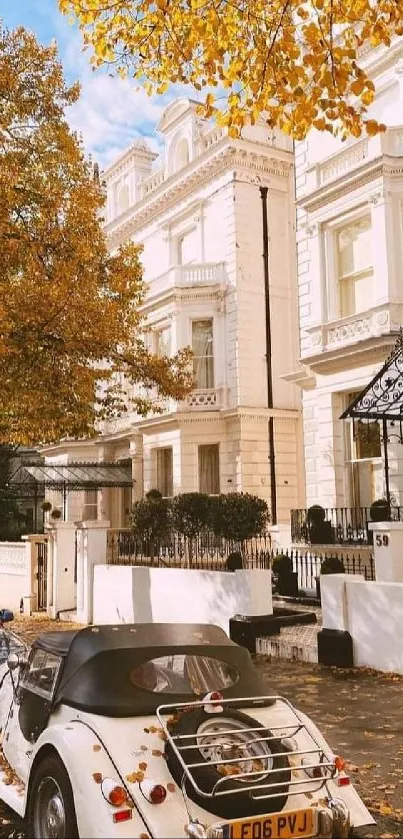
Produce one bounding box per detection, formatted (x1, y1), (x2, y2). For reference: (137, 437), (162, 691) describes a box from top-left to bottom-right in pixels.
(226, 551), (243, 571)
(170, 492), (212, 538)
(272, 554), (298, 597)
(370, 498), (390, 522)
(211, 492), (270, 544)
(320, 556), (345, 574)
(316, 555), (345, 598)
(307, 505), (333, 545)
(368, 498), (390, 545)
(170, 493), (213, 565)
(131, 489), (170, 557)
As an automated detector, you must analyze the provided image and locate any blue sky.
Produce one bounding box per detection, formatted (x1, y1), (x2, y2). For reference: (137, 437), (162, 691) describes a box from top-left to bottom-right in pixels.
(1, 0), (177, 169)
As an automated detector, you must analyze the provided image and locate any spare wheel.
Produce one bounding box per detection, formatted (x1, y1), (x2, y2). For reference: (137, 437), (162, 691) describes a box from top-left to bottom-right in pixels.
(165, 707), (291, 820)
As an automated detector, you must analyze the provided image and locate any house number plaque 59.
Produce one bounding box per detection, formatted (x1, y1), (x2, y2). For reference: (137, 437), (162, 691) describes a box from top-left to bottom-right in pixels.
(375, 534), (389, 547)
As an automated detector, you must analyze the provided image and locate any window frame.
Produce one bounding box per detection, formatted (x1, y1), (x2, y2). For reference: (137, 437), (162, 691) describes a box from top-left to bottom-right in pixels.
(20, 648), (62, 701)
(324, 210), (374, 322)
(191, 318), (215, 390)
(156, 447), (174, 498)
(198, 443), (220, 495)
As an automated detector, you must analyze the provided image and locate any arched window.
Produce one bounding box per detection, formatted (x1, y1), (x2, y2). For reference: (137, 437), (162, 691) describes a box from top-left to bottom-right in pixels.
(174, 138), (190, 171)
(117, 183), (129, 213)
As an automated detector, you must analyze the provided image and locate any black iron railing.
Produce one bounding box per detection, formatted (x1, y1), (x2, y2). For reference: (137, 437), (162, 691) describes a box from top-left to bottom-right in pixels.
(272, 548), (375, 592)
(106, 530), (273, 571)
(291, 506), (403, 545)
(106, 531), (374, 595)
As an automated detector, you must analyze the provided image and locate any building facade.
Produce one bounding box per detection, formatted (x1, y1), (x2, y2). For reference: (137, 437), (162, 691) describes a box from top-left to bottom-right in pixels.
(292, 41), (403, 512)
(43, 98), (303, 537)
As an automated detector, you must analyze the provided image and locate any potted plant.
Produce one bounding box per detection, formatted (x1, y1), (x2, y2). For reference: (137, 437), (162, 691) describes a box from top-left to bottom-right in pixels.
(368, 498), (390, 544)
(50, 508), (62, 521)
(226, 551), (243, 571)
(307, 505), (333, 545)
(272, 553), (298, 597)
(316, 555), (345, 598)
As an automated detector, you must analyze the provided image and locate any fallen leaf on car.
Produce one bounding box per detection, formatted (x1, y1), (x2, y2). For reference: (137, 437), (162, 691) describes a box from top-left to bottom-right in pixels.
(157, 729), (167, 741)
(140, 745), (148, 751)
(93, 745), (101, 752)
(152, 749), (163, 757)
(167, 783), (176, 792)
(126, 771), (145, 784)
(92, 773), (102, 784)
(139, 762), (147, 771)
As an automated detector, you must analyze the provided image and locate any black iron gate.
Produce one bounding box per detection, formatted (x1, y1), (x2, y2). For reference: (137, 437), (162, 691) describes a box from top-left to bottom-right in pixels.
(37, 540), (48, 611)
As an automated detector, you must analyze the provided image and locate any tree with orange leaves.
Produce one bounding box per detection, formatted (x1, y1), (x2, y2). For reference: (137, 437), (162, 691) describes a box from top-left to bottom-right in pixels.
(59, 0), (403, 140)
(0, 26), (192, 446)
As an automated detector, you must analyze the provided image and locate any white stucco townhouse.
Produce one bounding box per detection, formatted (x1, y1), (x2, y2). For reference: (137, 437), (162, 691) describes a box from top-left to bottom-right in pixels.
(291, 39), (403, 528)
(42, 98), (304, 540)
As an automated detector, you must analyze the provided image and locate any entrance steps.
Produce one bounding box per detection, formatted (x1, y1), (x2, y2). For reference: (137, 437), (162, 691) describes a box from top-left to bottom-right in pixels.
(58, 609), (79, 623)
(256, 599), (321, 663)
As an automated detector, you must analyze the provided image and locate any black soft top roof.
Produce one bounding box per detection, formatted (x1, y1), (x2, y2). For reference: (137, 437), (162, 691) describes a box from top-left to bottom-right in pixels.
(33, 623), (270, 717)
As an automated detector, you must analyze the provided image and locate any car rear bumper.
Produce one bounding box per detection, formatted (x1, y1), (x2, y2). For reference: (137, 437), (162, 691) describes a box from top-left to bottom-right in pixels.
(186, 798), (359, 838)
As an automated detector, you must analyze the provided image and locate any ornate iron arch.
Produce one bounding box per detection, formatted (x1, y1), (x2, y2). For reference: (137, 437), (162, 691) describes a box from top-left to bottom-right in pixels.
(340, 329), (403, 508)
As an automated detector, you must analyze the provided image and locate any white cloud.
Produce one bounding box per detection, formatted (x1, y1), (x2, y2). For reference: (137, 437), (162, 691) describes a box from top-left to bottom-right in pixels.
(55, 28), (168, 169)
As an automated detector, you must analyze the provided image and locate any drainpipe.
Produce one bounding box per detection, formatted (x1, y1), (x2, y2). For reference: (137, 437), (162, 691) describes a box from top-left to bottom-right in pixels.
(260, 186), (277, 525)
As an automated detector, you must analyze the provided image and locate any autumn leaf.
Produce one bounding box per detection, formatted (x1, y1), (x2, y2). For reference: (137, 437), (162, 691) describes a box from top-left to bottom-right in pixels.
(92, 773), (102, 784)
(93, 745), (101, 752)
(126, 771), (145, 783)
(59, 0), (397, 141)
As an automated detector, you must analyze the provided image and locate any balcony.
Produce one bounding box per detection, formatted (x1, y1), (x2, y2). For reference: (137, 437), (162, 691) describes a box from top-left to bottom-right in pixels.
(301, 126), (403, 207)
(147, 262), (227, 300)
(181, 386), (228, 412)
(302, 302), (403, 366)
(291, 505), (403, 546)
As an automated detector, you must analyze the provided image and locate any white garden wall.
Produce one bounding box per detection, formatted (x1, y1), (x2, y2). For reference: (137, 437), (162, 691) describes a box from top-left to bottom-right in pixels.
(0, 543), (32, 613)
(92, 566), (272, 634)
(321, 573), (403, 674)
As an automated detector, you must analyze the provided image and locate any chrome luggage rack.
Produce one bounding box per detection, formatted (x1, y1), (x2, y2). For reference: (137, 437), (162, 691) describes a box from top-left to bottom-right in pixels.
(156, 695), (338, 802)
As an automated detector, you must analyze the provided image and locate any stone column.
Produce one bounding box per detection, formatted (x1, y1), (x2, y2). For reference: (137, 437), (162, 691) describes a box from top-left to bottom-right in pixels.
(370, 521), (403, 582)
(47, 522), (77, 619)
(130, 435), (143, 501)
(75, 520), (110, 625)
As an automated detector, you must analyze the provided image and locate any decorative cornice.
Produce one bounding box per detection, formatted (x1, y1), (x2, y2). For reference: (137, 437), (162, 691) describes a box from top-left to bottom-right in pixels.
(141, 284), (228, 314)
(298, 158), (384, 213)
(299, 153), (403, 214)
(106, 141), (293, 249)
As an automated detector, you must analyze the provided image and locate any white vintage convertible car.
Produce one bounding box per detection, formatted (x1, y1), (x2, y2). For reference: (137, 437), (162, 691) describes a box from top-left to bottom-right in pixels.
(0, 613), (374, 839)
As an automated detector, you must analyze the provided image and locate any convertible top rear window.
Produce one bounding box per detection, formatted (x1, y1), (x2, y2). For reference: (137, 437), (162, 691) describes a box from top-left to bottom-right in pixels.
(130, 655), (239, 695)
(31, 624), (274, 716)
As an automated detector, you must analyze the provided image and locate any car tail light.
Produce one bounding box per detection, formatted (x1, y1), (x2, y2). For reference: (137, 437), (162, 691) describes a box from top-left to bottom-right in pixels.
(334, 755), (345, 772)
(101, 778), (128, 807)
(113, 810), (133, 823)
(203, 691), (224, 713)
(140, 779), (167, 804)
(208, 691), (223, 702)
(337, 775), (351, 787)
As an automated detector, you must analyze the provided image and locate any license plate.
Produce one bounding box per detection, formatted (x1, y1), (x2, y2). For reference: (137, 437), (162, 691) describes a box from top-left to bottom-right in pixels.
(218, 807), (314, 839)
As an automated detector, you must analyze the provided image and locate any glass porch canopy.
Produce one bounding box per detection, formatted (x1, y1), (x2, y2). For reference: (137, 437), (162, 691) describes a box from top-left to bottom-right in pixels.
(340, 330), (403, 508)
(17, 461), (133, 490)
